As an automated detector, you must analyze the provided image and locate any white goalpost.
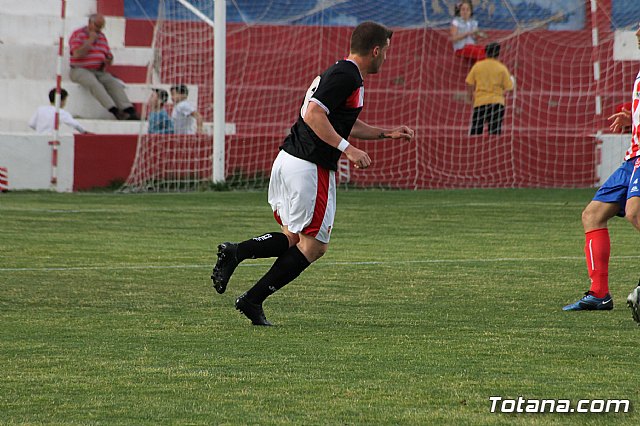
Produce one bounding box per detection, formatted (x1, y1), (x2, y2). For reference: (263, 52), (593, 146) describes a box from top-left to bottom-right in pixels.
(213, 0), (225, 184)
(124, 0), (225, 192)
(174, 0), (226, 184)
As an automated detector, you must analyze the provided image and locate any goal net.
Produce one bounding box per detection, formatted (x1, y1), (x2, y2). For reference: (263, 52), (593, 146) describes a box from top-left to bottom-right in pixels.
(123, 0), (639, 191)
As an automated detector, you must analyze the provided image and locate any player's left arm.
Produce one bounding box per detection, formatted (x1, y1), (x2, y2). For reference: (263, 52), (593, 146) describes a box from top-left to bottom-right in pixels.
(350, 119), (414, 141)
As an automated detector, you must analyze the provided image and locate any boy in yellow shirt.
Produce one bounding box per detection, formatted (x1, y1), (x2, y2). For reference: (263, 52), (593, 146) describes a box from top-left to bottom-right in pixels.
(465, 42), (513, 135)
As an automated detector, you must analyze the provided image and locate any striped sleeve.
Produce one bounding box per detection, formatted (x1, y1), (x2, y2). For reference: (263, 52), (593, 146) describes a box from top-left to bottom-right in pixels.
(69, 28), (111, 69)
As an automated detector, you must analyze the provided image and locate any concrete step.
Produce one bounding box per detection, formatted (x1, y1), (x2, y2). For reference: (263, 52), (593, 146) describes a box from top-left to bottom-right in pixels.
(109, 65), (148, 84)
(0, 0), (95, 17)
(0, 117), (236, 136)
(0, 78), (199, 122)
(0, 14), (125, 47)
(73, 120), (236, 135)
(77, 119), (145, 134)
(0, 44), (152, 80)
(0, 118), (144, 135)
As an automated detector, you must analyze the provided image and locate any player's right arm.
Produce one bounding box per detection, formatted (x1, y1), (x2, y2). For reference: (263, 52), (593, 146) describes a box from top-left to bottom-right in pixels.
(608, 109), (632, 133)
(303, 101), (371, 169)
(465, 83), (475, 105)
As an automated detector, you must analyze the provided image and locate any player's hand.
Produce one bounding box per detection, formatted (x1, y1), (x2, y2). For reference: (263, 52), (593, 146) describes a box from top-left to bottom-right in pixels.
(387, 126), (415, 141)
(344, 145), (371, 169)
(608, 109), (632, 133)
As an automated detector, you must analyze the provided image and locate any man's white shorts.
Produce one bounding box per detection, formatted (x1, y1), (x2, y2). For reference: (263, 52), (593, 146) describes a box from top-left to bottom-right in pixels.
(268, 150), (336, 243)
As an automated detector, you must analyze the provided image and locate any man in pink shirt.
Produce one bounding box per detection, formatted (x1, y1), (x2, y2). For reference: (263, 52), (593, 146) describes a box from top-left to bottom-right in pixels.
(69, 14), (138, 120)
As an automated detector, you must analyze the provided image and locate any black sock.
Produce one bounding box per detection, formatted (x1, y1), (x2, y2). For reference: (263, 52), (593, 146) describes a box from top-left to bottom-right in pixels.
(246, 245), (311, 303)
(237, 232), (289, 261)
(123, 106), (139, 120)
(109, 107), (119, 117)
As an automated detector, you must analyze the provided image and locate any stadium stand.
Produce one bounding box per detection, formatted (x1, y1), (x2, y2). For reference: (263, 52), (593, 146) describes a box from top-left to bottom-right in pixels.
(0, 0), (152, 134)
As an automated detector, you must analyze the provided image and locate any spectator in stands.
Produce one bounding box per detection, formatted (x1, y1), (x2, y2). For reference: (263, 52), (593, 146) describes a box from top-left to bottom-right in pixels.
(450, 1), (488, 60)
(29, 88), (89, 134)
(170, 84), (203, 134)
(148, 88), (174, 134)
(465, 42), (513, 135)
(68, 13), (139, 121)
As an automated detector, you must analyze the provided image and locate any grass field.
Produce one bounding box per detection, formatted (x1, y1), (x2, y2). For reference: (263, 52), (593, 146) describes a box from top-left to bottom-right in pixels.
(1, 188), (639, 425)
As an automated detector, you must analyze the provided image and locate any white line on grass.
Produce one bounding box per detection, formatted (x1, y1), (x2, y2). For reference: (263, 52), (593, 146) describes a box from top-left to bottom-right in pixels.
(2, 255), (640, 272)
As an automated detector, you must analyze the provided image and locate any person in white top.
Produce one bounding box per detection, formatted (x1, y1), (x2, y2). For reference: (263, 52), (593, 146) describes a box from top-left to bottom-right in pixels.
(450, 1), (488, 60)
(170, 84), (203, 134)
(29, 88), (89, 134)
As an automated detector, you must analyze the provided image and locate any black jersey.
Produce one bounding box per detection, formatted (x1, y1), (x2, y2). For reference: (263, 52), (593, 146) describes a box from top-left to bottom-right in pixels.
(280, 60), (364, 171)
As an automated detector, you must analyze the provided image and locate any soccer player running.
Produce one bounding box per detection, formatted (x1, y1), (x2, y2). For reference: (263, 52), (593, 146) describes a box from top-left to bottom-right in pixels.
(563, 22), (640, 323)
(211, 21), (414, 326)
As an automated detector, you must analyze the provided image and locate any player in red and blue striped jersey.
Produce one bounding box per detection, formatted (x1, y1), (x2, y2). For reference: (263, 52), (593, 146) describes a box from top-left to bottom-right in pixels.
(564, 22), (640, 324)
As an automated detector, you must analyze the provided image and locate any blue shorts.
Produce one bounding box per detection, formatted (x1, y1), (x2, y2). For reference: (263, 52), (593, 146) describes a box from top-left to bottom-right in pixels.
(593, 157), (640, 217)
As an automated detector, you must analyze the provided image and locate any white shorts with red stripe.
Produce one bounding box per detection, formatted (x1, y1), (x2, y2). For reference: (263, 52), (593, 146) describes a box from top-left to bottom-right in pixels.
(268, 150), (336, 243)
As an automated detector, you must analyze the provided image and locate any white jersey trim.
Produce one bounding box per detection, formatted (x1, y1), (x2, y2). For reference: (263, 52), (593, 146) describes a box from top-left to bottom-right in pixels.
(309, 98), (330, 115)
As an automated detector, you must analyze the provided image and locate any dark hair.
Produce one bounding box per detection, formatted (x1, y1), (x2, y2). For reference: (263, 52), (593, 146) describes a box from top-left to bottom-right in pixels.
(485, 42), (500, 58)
(153, 88), (169, 105)
(170, 84), (189, 96)
(454, 1), (474, 17)
(350, 21), (393, 56)
(49, 88), (68, 104)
